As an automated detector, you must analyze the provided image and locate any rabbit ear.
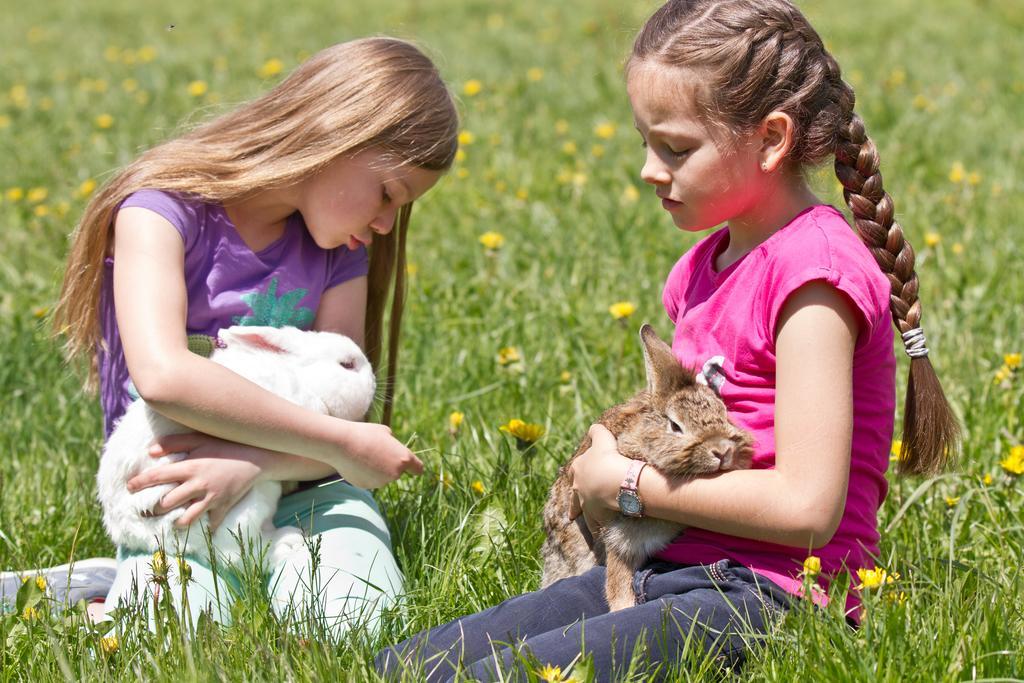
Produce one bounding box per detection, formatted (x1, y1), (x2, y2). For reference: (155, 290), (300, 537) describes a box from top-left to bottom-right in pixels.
(639, 324), (694, 396)
(219, 326), (290, 354)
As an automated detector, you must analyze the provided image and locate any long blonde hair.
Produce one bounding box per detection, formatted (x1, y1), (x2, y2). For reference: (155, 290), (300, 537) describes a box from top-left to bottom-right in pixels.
(53, 37), (459, 426)
(630, 0), (960, 474)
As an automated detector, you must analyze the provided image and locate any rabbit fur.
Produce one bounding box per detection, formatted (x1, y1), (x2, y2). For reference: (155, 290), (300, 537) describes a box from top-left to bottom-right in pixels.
(96, 326), (375, 566)
(541, 324), (753, 611)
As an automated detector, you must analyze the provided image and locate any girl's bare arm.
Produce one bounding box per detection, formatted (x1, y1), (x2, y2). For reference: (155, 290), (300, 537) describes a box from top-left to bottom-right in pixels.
(113, 207), (421, 489)
(571, 281), (857, 549)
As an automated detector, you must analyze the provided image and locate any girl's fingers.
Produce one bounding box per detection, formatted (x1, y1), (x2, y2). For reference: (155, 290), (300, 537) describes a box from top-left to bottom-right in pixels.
(149, 432), (203, 457)
(568, 491), (582, 521)
(175, 496), (212, 528)
(127, 462), (191, 492)
(155, 481), (203, 514)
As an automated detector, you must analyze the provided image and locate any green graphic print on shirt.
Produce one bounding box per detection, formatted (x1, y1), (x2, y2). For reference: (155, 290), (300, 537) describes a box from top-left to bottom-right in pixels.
(233, 277), (315, 329)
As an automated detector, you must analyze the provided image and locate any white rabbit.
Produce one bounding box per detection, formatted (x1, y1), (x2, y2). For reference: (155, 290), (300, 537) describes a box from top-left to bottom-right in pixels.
(96, 326), (376, 566)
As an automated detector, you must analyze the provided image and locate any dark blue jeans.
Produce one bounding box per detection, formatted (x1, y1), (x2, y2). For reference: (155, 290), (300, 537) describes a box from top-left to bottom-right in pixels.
(375, 560), (793, 682)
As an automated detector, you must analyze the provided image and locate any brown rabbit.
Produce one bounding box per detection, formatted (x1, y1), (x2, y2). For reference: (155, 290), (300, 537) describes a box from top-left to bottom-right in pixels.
(541, 324), (753, 611)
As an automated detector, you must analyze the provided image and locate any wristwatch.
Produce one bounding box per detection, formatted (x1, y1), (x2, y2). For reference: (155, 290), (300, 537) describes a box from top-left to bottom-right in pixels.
(616, 460), (648, 518)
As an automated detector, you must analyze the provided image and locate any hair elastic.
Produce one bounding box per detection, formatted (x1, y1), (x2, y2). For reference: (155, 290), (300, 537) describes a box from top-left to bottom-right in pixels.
(901, 327), (929, 359)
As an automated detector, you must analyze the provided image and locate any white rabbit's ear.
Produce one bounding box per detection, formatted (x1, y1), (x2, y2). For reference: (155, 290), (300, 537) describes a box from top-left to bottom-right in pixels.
(639, 323), (695, 396)
(219, 326), (290, 354)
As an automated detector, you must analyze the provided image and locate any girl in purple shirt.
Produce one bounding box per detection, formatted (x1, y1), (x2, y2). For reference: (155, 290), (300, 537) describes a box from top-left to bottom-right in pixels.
(378, 1), (960, 679)
(50, 37), (457, 634)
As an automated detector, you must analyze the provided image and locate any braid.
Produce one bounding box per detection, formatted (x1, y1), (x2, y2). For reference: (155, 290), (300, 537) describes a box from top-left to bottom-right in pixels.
(834, 111), (960, 474)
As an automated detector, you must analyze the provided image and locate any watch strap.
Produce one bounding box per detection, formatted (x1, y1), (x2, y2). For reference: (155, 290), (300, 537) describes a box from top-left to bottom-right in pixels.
(621, 460), (647, 493)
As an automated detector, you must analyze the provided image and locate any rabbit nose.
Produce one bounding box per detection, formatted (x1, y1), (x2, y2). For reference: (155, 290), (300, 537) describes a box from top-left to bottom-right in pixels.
(709, 439), (738, 469)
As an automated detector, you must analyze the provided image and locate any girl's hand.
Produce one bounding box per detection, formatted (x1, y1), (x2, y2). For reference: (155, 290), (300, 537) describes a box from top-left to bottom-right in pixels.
(127, 433), (265, 529)
(334, 421), (424, 489)
(568, 424), (632, 533)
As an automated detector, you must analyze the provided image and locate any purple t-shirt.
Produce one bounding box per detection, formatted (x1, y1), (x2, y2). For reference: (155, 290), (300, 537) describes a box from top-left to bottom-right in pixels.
(98, 189), (369, 437)
(655, 205), (896, 613)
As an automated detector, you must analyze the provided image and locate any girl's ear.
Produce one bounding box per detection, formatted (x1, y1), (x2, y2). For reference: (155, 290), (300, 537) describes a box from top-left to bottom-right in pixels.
(219, 326), (289, 354)
(759, 111), (796, 173)
(640, 323), (694, 396)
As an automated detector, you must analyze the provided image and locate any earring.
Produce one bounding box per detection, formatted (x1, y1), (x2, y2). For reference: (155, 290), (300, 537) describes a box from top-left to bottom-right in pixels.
(760, 162), (769, 172)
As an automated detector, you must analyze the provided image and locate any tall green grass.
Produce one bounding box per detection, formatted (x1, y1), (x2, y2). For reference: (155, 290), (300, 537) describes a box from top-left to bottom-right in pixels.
(1, 0), (1022, 679)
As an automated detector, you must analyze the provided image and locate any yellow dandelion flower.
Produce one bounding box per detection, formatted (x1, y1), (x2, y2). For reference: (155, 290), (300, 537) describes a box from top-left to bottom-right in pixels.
(951, 242), (964, 255)
(538, 664), (565, 683)
(258, 58), (284, 79)
(135, 91), (150, 106)
(948, 161), (965, 183)
(486, 13), (505, 30)
(944, 496), (960, 507)
(527, 67), (544, 82)
(138, 45), (157, 62)
(994, 366), (1010, 385)
(982, 473), (993, 486)
(885, 68), (906, 88)
(479, 231), (505, 250)
(855, 566), (898, 590)
(0, 114), (10, 129)
(890, 439), (904, 461)
(100, 635), (119, 655)
(55, 201), (70, 217)
(187, 80), (208, 97)
(554, 119), (570, 135)
(151, 549), (168, 580)
(515, 187), (529, 201)
(911, 93), (931, 110)
(77, 179), (97, 198)
(27, 187), (47, 203)
(802, 555), (821, 577)
(6, 187), (24, 201)
(458, 130), (476, 146)
(471, 480), (486, 495)
(967, 170), (981, 186)
(456, 168), (470, 179)
(494, 180), (507, 193)
(439, 471), (453, 489)
(454, 149), (467, 163)
(594, 122), (616, 139)
(1003, 353), (1021, 369)
(103, 45), (121, 62)
(590, 144), (605, 157)
(95, 113), (114, 129)
(448, 411), (464, 433)
(621, 185), (640, 204)
(38, 96), (53, 111)
(463, 79), (483, 96)
(555, 169), (572, 185)
(22, 606), (41, 621)
(496, 346), (521, 365)
(571, 172), (587, 187)
(1001, 445), (1024, 476)
(609, 301), (637, 320)
(560, 371), (572, 383)
(885, 590), (908, 606)
(561, 141), (578, 155)
(34, 205), (49, 217)
(34, 575), (47, 591)
(33, 306), (48, 318)
(924, 232), (941, 247)
(500, 419), (545, 444)
(121, 78), (138, 93)
(406, 262), (419, 276)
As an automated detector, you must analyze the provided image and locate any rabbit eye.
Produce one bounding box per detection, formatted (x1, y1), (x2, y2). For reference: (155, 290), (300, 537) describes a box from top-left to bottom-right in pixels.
(340, 360), (356, 370)
(667, 418), (685, 435)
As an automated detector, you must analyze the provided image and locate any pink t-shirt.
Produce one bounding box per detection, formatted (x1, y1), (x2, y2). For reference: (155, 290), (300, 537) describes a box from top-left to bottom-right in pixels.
(654, 205), (896, 612)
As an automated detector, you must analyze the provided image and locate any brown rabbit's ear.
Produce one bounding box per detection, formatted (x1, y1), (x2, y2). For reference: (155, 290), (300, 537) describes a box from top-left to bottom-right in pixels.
(639, 323), (695, 396)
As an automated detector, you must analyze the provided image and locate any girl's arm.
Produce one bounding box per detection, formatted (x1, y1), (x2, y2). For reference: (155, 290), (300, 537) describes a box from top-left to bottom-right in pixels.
(114, 208), (421, 491)
(570, 281), (858, 549)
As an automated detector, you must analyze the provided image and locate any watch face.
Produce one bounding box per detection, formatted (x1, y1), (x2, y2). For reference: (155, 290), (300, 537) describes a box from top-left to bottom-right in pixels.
(617, 490), (641, 516)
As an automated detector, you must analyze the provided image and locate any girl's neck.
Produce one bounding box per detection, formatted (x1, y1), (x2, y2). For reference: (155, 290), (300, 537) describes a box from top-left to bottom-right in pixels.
(715, 177), (821, 272)
(223, 189), (299, 253)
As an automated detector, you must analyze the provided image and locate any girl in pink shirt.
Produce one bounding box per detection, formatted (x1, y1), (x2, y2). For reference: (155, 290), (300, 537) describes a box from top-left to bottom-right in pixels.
(378, 0), (959, 679)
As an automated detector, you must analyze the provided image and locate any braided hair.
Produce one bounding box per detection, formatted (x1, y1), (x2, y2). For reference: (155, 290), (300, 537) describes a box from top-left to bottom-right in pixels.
(630, 0), (960, 474)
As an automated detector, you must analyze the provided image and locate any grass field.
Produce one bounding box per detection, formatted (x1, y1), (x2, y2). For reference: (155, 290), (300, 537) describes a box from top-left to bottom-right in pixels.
(1, 0), (1022, 679)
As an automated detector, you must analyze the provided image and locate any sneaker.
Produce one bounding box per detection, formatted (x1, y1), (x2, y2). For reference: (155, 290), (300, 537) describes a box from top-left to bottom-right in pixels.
(1, 558), (118, 611)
